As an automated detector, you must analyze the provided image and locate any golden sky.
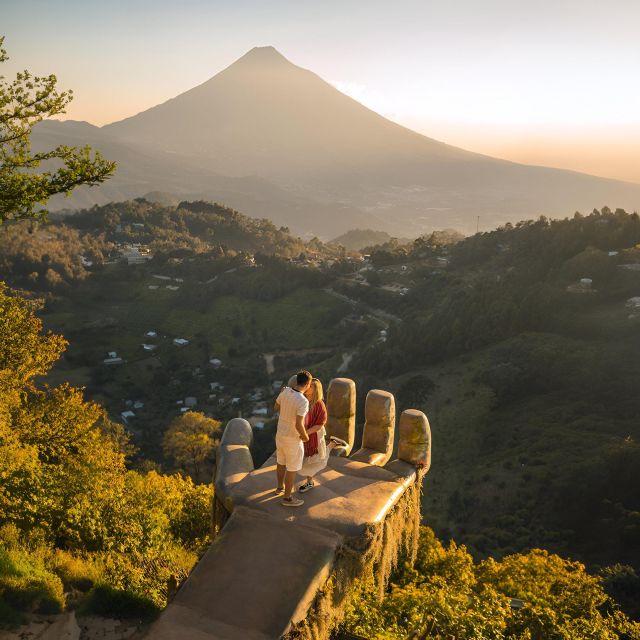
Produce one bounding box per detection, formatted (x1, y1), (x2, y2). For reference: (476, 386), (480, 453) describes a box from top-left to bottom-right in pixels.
(3, 0), (639, 184)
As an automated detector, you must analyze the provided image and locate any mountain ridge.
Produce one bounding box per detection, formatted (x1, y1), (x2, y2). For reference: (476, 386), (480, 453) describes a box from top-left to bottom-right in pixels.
(35, 46), (640, 236)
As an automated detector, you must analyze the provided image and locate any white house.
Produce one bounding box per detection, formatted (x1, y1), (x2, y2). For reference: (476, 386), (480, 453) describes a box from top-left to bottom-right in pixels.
(210, 358), (222, 367)
(173, 338), (189, 347)
(145, 331), (157, 338)
(107, 351), (118, 359)
(121, 410), (135, 425)
(133, 401), (144, 410)
(141, 344), (157, 351)
(185, 397), (197, 408)
(253, 406), (269, 417)
(104, 356), (124, 365)
(626, 296), (640, 308)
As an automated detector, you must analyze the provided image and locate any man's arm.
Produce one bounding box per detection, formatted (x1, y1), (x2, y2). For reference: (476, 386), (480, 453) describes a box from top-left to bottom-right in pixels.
(295, 414), (309, 442)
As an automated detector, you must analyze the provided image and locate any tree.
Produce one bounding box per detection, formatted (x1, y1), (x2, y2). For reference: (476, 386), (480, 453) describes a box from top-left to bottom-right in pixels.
(0, 36), (115, 223)
(163, 412), (222, 482)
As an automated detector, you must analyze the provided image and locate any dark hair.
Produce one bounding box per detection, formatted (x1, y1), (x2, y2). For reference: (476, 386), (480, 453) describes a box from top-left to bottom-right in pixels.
(296, 370), (312, 386)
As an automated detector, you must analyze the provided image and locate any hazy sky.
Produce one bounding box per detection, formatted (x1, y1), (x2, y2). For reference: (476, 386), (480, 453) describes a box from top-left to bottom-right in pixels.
(3, 0), (639, 182)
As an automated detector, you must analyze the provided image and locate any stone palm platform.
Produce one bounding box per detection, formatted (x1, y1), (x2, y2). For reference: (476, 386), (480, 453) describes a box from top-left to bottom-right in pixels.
(146, 378), (431, 640)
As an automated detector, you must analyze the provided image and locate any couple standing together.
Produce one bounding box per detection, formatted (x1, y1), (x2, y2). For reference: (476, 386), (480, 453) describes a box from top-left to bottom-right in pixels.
(274, 370), (336, 507)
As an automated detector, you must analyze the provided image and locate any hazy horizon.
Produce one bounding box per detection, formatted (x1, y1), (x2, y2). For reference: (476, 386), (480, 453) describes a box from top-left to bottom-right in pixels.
(3, 0), (639, 184)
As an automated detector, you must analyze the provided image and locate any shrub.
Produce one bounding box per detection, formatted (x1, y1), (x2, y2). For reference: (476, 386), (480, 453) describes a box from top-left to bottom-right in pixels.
(0, 574), (64, 614)
(81, 584), (158, 619)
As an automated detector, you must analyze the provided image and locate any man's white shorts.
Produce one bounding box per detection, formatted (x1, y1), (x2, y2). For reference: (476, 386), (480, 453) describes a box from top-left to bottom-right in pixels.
(276, 435), (304, 472)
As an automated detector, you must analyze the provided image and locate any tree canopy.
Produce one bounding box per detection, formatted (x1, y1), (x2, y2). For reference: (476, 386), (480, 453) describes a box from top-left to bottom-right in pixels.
(0, 36), (115, 223)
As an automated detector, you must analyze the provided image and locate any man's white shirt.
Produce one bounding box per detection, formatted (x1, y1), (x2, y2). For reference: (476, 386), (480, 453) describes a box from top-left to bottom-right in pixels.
(276, 387), (309, 438)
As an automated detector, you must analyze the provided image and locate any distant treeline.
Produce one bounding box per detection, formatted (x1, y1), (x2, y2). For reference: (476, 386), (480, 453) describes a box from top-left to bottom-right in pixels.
(357, 208), (640, 371)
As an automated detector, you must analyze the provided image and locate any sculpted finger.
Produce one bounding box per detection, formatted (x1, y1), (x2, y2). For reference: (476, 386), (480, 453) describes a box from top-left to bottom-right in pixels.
(325, 377), (356, 455)
(351, 389), (395, 466)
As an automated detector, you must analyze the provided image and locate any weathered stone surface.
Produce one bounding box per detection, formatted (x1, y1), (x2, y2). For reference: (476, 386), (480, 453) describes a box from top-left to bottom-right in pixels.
(352, 389), (395, 466)
(148, 507), (340, 640)
(398, 409), (431, 470)
(149, 378), (431, 640)
(225, 458), (405, 537)
(325, 378), (355, 454)
(214, 419), (254, 512)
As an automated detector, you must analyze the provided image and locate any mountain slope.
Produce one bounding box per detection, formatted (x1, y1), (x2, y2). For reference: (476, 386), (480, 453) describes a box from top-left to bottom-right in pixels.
(36, 46), (640, 236)
(103, 46), (474, 179)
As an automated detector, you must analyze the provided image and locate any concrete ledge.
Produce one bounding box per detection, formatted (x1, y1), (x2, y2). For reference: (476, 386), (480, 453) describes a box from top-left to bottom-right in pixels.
(148, 507), (340, 640)
(328, 454), (396, 480)
(384, 459), (417, 488)
(350, 447), (391, 467)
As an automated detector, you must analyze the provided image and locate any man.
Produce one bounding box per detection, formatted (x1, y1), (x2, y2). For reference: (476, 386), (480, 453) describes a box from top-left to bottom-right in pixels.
(274, 370), (311, 507)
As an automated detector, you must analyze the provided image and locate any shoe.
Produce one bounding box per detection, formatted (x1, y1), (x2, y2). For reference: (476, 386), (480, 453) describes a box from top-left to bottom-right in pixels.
(299, 481), (314, 493)
(275, 487), (284, 496)
(282, 496), (304, 507)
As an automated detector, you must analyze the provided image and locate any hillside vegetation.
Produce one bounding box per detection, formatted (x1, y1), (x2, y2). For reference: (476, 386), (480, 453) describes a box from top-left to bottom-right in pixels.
(348, 208), (640, 603)
(2, 203), (640, 634)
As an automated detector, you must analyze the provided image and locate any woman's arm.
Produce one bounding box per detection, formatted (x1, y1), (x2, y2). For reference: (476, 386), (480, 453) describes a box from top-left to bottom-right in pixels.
(306, 422), (326, 435)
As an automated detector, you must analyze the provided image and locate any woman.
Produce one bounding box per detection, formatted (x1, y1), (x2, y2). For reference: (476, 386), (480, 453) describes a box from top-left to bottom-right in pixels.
(298, 378), (330, 493)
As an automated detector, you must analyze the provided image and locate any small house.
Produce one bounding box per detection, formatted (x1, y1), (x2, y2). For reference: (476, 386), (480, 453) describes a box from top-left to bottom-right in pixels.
(185, 397), (197, 408)
(173, 338), (189, 347)
(121, 410), (135, 425)
(145, 331), (157, 338)
(210, 358), (222, 367)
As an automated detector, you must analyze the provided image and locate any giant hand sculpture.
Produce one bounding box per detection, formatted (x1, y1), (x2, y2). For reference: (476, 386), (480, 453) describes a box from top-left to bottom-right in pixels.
(148, 378), (431, 640)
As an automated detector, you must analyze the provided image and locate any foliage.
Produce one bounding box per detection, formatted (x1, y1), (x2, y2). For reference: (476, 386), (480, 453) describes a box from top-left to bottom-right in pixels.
(0, 220), (111, 290)
(0, 284), (211, 621)
(357, 208), (640, 372)
(341, 527), (640, 639)
(0, 36), (115, 223)
(163, 411), (221, 483)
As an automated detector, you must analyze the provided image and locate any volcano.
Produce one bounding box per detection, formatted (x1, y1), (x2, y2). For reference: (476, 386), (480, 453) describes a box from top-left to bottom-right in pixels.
(38, 46), (640, 236)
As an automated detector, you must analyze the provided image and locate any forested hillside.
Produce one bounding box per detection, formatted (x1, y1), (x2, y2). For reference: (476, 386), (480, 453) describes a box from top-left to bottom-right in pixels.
(347, 209), (640, 604)
(2, 203), (640, 634)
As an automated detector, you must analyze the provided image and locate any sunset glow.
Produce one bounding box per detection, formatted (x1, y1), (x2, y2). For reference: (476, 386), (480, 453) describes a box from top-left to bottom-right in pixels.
(3, 0), (639, 182)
